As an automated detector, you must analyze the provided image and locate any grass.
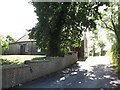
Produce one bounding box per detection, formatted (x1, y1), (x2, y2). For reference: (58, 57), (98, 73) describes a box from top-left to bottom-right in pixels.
(1, 55), (46, 65)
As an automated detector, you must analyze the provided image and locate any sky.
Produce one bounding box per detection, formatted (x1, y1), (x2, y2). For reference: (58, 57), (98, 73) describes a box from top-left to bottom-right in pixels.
(0, 0), (38, 40)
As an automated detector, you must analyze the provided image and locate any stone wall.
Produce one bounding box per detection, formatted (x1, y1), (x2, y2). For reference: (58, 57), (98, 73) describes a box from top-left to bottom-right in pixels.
(2, 52), (78, 89)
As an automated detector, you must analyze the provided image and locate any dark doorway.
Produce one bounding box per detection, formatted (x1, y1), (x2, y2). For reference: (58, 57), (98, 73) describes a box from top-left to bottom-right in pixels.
(20, 45), (25, 55)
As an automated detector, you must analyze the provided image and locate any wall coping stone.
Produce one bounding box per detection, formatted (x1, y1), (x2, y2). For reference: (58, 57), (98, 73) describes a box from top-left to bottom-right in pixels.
(2, 64), (29, 70)
(24, 60), (50, 64)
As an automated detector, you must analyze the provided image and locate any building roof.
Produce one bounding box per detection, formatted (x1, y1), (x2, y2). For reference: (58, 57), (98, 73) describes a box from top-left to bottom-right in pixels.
(16, 34), (35, 42)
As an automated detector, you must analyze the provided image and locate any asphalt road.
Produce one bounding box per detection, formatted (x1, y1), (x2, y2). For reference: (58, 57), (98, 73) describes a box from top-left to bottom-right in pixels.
(16, 56), (120, 88)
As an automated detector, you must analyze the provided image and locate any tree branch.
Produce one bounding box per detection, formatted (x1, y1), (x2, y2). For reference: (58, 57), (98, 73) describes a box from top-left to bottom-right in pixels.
(101, 19), (114, 31)
(111, 16), (117, 34)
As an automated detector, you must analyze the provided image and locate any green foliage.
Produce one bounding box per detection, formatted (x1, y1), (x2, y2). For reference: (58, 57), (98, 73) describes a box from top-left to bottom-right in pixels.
(0, 34), (8, 54)
(2, 41), (8, 52)
(0, 34), (3, 41)
(115, 66), (120, 73)
(111, 42), (120, 73)
(99, 2), (120, 56)
(97, 40), (105, 49)
(89, 28), (106, 56)
(29, 2), (109, 57)
(1, 59), (20, 65)
(6, 35), (16, 43)
(106, 31), (116, 43)
(97, 40), (106, 56)
(98, 3), (120, 74)
(0, 35), (16, 54)
(89, 29), (98, 56)
(1, 55), (46, 65)
(111, 42), (118, 58)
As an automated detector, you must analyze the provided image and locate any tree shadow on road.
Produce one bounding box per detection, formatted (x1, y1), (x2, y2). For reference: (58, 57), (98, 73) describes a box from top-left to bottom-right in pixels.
(51, 63), (120, 88)
(16, 61), (120, 88)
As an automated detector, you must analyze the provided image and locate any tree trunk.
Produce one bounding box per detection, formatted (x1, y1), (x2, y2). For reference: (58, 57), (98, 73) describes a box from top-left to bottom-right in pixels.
(48, 30), (61, 57)
(117, 3), (120, 65)
(111, 3), (120, 65)
(47, 3), (71, 57)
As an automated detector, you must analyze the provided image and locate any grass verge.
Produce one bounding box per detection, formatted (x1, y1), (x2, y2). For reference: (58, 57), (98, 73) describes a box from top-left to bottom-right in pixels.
(1, 55), (46, 65)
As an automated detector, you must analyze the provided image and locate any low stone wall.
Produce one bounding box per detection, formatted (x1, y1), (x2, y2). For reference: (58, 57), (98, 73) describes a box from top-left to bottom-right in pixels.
(2, 52), (78, 89)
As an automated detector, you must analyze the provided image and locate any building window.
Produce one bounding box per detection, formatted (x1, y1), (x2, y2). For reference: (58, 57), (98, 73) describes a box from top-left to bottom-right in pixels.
(25, 44), (28, 52)
(37, 48), (41, 52)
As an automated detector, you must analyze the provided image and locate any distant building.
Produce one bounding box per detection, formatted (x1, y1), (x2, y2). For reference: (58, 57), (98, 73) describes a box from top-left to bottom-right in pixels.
(83, 33), (88, 57)
(5, 34), (44, 55)
(71, 32), (88, 59)
(5, 33), (88, 56)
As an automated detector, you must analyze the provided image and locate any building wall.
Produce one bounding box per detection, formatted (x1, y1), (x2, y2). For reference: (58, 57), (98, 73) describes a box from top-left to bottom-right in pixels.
(70, 32), (88, 58)
(6, 43), (20, 55)
(24, 42), (41, 55)
(83, 35), (88, 57)
(70, 40), (85, 59)
(5, 41), (43, 55)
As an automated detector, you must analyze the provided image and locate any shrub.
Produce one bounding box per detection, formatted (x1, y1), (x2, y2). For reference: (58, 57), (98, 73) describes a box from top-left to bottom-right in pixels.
(111, 42), (120, 73)
(1, 59), (20, 65)
(115, 66), (120, 73)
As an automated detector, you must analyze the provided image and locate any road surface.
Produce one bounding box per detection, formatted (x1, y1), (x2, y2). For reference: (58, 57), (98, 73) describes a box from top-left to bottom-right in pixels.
(16, 56), (120, 88)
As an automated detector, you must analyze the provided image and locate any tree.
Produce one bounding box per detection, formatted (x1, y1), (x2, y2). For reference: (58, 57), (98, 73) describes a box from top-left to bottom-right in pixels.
(97, 40), (106, 56)
(89, 31), (98, 56)
(6, 35), (16, 43)
(89, 26), (106, 56)
(29, 2), (109, 57)
(98, 2), (120, 64)
(0, 35), (15, 54)
(0, 34), (8, 54)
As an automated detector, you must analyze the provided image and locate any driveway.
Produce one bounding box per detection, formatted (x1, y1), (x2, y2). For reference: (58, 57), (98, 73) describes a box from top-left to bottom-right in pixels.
(16, 56), (120, 88)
